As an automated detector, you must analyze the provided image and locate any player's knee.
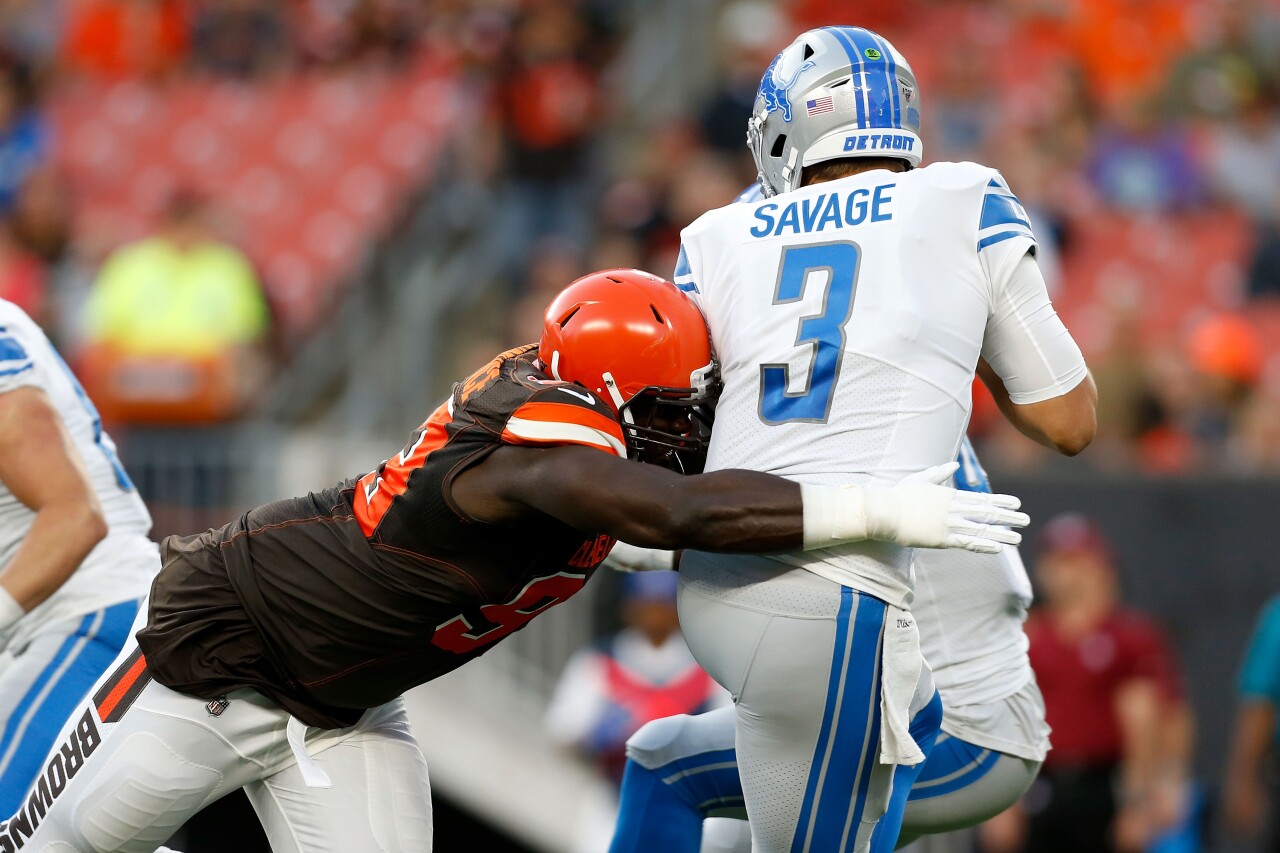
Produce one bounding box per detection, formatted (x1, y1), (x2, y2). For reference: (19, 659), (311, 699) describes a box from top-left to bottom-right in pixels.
(625, 713), (696, 767)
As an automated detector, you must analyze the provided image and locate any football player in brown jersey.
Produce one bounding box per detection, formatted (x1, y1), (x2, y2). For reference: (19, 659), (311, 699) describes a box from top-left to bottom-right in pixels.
(2, 269), (1028, 853)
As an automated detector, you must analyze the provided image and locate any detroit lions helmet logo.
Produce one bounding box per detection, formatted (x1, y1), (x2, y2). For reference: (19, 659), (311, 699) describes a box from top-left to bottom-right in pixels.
(758, 54), (815, 123)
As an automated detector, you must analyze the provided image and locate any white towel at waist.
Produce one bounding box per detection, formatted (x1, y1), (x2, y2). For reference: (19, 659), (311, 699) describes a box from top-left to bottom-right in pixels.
(879, 603), (926, 765)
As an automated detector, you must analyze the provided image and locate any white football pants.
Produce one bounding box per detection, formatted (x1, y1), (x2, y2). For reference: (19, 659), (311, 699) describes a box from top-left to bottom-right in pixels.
(0, 627), (432, 853)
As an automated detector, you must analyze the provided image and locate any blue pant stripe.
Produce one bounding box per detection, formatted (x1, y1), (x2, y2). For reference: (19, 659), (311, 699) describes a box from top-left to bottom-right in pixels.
(869, 689), (944, 852)
(793, 586), (856, 851)
(0, 599), (141, 814)
(657, 747), (739, 785)
(908, 741), (1002, 801)
(821, 595), (885, 851)
(0, 612), (96, 752)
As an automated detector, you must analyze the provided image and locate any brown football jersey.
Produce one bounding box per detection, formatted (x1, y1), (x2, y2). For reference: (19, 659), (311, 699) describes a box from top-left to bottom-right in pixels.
(139, 345), (628, 728)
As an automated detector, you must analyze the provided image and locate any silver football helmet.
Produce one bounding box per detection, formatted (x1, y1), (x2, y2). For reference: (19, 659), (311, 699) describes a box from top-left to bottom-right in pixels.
(747, 27), (922, 197)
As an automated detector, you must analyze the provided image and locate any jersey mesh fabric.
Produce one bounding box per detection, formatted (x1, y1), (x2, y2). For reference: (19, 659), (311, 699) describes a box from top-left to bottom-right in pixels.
(911, 546), (1033, 708)
(679, 162), (1059, 607)
(710, 359), (966, 607)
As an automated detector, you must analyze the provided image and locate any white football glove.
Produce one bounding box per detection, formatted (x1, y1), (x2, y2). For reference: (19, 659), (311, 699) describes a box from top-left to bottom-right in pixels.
(802, 462), (1030, 555)
(603, 541), (676, 573)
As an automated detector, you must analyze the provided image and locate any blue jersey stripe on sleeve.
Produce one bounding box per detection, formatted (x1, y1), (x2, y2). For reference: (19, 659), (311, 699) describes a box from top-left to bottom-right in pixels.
(0, 363), (33, 378)
(674, 245), (700, 294)
(979, 192), (1031, 232)
(0, 336), (30, 363)
(977, 229), (1034, 252)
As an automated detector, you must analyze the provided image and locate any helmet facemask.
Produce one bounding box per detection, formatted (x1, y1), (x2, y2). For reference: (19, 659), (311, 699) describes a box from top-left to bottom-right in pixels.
(613, 362), (720, 474)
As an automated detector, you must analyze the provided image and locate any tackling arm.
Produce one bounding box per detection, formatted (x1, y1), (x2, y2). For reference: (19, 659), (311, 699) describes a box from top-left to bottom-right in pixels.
(0, 387), (109, 623)
(452, 445), (1028, 554)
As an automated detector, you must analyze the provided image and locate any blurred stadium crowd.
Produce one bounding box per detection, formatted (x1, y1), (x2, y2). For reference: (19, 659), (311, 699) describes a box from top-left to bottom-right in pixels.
(0, 0), (1276, 475)
(0, 3), (1276, 853)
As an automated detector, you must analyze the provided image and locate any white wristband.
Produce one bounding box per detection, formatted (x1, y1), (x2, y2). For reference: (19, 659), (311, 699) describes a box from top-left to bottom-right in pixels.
(0, 584), (24, 633)
(800, 483), (871, 550)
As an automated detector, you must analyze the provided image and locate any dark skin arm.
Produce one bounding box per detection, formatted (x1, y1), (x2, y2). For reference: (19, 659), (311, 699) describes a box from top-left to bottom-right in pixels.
(978, 357), (1097, 456)
(451, 444), (804, 552)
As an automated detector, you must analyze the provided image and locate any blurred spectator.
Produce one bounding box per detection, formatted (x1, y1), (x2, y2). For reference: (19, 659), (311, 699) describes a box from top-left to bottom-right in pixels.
(697, 2), (789, 157)
(492, 3), (601, 270)
(291, 0), (422, 69)
(0, 216), (43, 320)
(1195, 83), (1280, 227)
(1087, 95), (1204, 211)
(1165, 0), (1280, 121)
(10, 166), (69, 266)
(1067, 0), (1190, 107)
(78, 188), (271, 423)
(1246, 219), (1280, 299)
(190, 0), (289, 79)
(546, 571), (727, 784)
(929, 27), (1002, 165)
(1183, 312), (1263, 457)
(0, 0), (63, 72)
(1232, 383), (1280, 472)
(1223, 593), (1280, 851)
(0, 59), (45, 214)
(61, 0), (188, 79)
(1013, 514), (1190, 853)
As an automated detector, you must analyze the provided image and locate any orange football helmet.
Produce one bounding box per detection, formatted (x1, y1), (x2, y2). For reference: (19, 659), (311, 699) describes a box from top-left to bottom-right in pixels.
(539, 269), (719, 472)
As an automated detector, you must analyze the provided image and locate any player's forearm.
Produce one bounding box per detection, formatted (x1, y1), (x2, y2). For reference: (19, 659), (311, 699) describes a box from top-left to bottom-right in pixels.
(0, 501), (107, 612)
(1115, 679), (1164, 804)
(979, 360), (1096, 455)
(622, 469), (805, 553)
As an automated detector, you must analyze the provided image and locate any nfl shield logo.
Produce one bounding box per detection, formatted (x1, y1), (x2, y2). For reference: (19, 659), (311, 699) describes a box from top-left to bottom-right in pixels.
(206, 696), (230, 717)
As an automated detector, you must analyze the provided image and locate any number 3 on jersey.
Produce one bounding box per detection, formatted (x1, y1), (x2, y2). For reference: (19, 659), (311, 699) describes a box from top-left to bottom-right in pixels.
(759, 241), (860, 424)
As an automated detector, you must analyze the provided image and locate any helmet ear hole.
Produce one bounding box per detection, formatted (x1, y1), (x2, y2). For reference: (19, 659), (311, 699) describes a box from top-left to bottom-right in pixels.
(557, 305), (582, 328)
(770, 133), (787, 158)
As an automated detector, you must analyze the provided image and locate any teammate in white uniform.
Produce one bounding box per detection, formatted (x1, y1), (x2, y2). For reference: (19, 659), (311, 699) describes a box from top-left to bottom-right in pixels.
(669, 26), (1095, 852)
(607, 438), (1051, 853)
(0, 300), (158, 812)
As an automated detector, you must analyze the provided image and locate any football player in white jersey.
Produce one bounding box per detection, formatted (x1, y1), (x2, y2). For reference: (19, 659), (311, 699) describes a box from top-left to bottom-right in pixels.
(668, 26), (1095, 852)
(0, 300), (159, 812)
(607, 438), (1050, 853)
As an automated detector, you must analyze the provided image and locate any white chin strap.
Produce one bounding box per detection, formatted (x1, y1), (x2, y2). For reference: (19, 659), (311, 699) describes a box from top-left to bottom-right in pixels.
(601, 371), (629, 419)
(549, 350), (563, 381)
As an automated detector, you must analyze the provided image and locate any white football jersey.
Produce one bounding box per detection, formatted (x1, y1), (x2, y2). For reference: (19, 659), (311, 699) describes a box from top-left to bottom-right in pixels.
(0, 301), (158, 642)
(908, 438), (1048, 759)
(678, 162), (1086, 605)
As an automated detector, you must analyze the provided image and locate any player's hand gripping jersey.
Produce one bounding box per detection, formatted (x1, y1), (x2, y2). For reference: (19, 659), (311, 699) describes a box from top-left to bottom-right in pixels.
(138, 344), (627, 729)
(677, 164), (1087, 605)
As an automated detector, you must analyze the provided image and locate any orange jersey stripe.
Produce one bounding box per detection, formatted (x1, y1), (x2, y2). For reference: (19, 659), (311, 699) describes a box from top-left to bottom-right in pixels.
(506, 400), (626, 446)
(355, 402), (453, 536)
(96, 653), (148, 722)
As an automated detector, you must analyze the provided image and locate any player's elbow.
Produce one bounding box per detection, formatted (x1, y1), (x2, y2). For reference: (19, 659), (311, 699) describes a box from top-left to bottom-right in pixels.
(1050, 413), (1096, 456)
(1022, 374), (1098, 456)
(63, 498), (109, 554)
